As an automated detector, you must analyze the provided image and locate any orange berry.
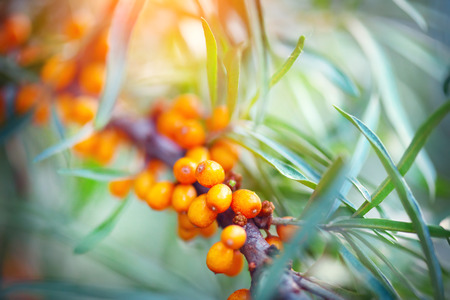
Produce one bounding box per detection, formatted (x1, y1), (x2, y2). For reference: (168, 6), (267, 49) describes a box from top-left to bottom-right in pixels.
(33, 102), (50, 125)
(174, 119), (205, 149)
(227, 289), (251, 300)
(210, 139), (239, 171)
(3, 14), (31, 48)
(265, 235), (284, 250)
(79, 63), (105, 95)
(207, 105), (230, 132)
(17, 44), (42, 66)
(146, 159), (166, 177)
(109, 179), (133, 198)
(73, 133), (98, 155)
(195, 160), (225, 188)
(156, 110), (184, 139)
(187, 194), (217, 228)
(41, 55), (76, 90)
(15, 84), (43, 114)
(172, 184), (197, 213)
(173, 157), (197, 184)
(56, 93), (74, 122)
(178, 225), (198, 241)
(178, 212), (197, 230)
(199, 220), (218, 238)
(133, 170), (154, 200)
(92, 29), (109, 62)
(206, 241), (234, 274)
(93, 130), (119, 165)
(276, 217), (298, 242)
(185, 146), (210, 164)
(225, 251), (244, 277)
(146, 181), (174, 211)
(231, 189), (262, 219)
(72, 96), (96, 125)
(221, 225), (246, 250)
(64, 16), (88, 40)
(172, 94), (202, 119)
(206, 183), (232, 213)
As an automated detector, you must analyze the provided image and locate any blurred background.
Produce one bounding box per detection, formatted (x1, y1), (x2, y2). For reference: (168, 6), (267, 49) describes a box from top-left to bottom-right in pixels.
(1, 0), (449, 299)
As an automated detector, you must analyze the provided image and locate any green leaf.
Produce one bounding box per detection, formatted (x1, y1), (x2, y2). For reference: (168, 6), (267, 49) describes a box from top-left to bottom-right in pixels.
(74, 195), (132, 254)
(255, 156), (349, 300)
(201, 18), (218, 108)
(270, 36), (305, 87)
(355, 101), (450, 216)
(224, 44), (242, 116)
(0, 110), (34, 144)
(336, 106), (445, 300)
(58, 168), (132, 181)
(328, 218), (450, 238)
(33, 123), (94, 163)
(94, 0), (145, 129)
(392, 0), (427, 31)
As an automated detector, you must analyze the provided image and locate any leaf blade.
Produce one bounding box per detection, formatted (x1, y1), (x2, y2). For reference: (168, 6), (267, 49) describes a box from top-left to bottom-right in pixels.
(58, 168), (132, 182)
(201, 18), (218, 108)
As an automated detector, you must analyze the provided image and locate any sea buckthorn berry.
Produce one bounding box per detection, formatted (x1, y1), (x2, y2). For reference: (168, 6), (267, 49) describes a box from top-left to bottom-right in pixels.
(79, 63), (105, 95)
(195, 160), (225, 188)
(187, 194), (217, 228)
(174, 119), (206, 149)
(109, 179), (133, 198)
(41, 55), (76, 90)
(72, 96), (96, 125)
(206, 105), (230, 132)
(199, 220), (218, 238)
(17, 45), (42, 66)
(172, 184), (197, 213)
(64, 16), (88, 40)
(206, 241), (234, 274)
(231, 189), (262, 219)
(265, 235), (284, 251)
(156, 110), (184, 139)
(225, 251), (244, 277)
(73, 133), (98, 155)
(15, 84), (43, 114)
(3, 14), (31, 48)
(221, 225), (247, 250)
(210, 139), (239, 171)
(172, 94), (202, 119)
(33, 102), (50, 125)
(227, 289), (251, 300)
(276, 217), (298, 242)
(92, 30), (109, 62)
(173, 157), (197, 184)
(147, 159), (166, 177)
(185, 146), (210, 164)
(146, 181), (174, 211)
(56, 93), (74, 121)
(178, 212), (197, 230)
(93, 130), (120, 165)
(177, 225), (198, 241)
(206, 183), (232, 213)
(133, 170), (154, 200)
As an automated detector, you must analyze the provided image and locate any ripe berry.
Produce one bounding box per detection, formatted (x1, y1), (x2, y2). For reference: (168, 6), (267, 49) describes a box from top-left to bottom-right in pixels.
(225, 251), (244, 277)
(276, 217), (298, 242)
(15, 84), (43, 114)
(227, 289), (251, 300)
(265, 235), (284, 250)
(199, 220), (218, 238)
(178, 212), (197, 230)
(172, 94), (202, 119)
(92, 29), (109, 62)
(33, 102), (50, 125)
(174, 119), (206, 149)
(72, 96), (96, 125)
(206, 183), (232, 213)
(206, 241), (234, 274)
(185, 146), (210, 164)
(231, 189), (262, 219)
(2, 14), (31, 49)
(64, 16), (88, 40)
(187, 194), (217, 228)
(73, 133), (98, 156)
(133, 170), (154, 200)
(92, 130), (119, 165)
(109, 179), (133, 198)
(172, 184), (197, 213)
(206, 105), (230, 132)
(177, 225), (198, 241)
(79, 63), (105, 95)
(156, 110), (184, 139)
(195, 160), (225, 188)
(221, 225), (246, 250)
(41, 55), (76, 90)
(146, 181), (174, 210)
(173, 157), (197, 184)
(210, 139), (239, 172)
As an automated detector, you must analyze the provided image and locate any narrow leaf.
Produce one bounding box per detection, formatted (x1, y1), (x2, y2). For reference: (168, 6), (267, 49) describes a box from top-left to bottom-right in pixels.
(224, 45), (242, 115)
(270, 35), (305, 87)
(58, 168), (132, 181)
(94, 0), (145, 129)
(74, 195), (132, 254)
(336, 106), (444, 300)
(0, 110), (34, 144)
(201, 18), (218, 108)
(392, 0), (428, 31)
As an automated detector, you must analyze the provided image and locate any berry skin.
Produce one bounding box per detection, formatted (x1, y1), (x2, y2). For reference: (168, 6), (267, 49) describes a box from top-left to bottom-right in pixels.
(156, 110), (184, 139)
(177, 225), (198, 241)
(210, 139), (239, 172)
(187, 194), (217, 228)
(72, 96), (96, 125)
(172, 184), (197, 213)
(206, 183), (232, 213)
(221, 225), (247, 250)
(185, 146), (210, 164)
(79, 63), (105, 95)
(64, 16), (88, 40)
(265, 235), (284, 251)
(146, 181), (174, 210)
(206, 241), (234, 274)
(172, 94), (202, 119)
(231, 189), (262, 219)
(15, 84), (43, 114)
(92, 130), (120, 165)
(225, 251), (244, 277)
(173, 157), (197, 184)
(276, 217), (298, 242)
(178, 212), (197, 230)
(40, 55), (76, 90)
(109, 179), (133, 198)
(133, 170), (154, 200)
(2, 14), (31, 49)
(206, 105), (230, 132)
(227, 289), (251, 300)
(199, 220), (218, 238)
(174, 119), (206, 149)
(195, 160), (225, 188)
(33, 102), (50, 125)
(73, 133), (99, 156)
